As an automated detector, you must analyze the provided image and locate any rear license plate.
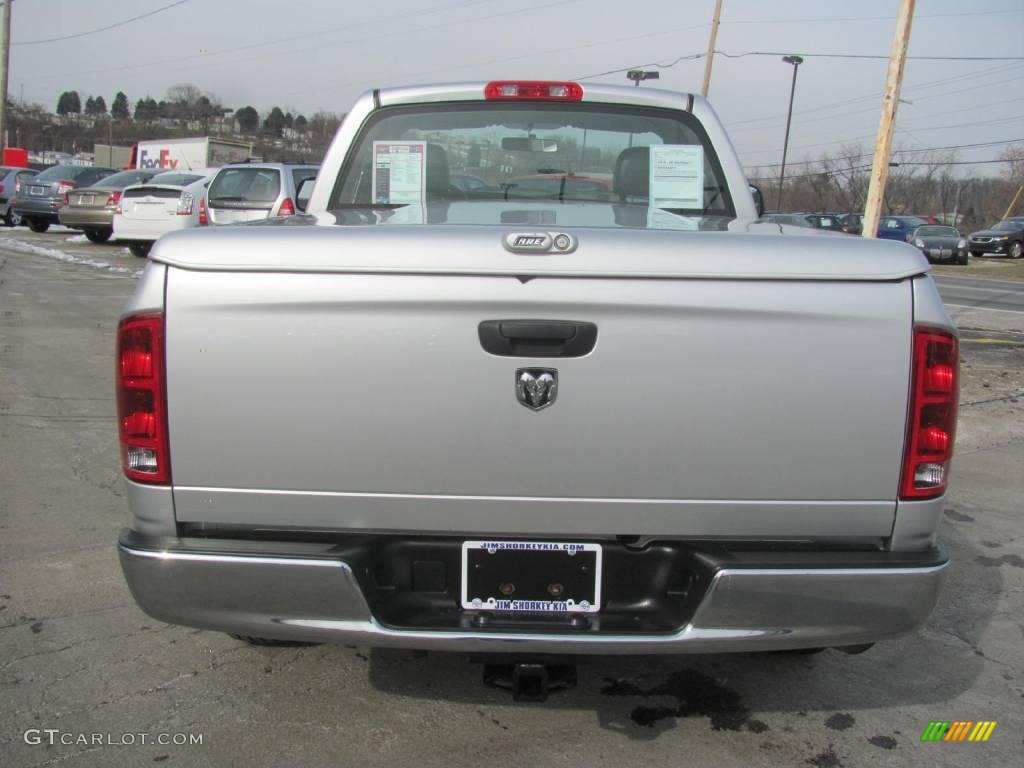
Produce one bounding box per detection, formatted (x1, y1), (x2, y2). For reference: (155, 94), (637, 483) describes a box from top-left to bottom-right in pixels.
(29, 185), (44, 196)
(461, 541), (602, 614)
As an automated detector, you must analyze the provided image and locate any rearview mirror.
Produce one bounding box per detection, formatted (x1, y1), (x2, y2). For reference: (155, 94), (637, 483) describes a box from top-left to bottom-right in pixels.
(501, 137), (559, 153)
(295, 177), (315, 212)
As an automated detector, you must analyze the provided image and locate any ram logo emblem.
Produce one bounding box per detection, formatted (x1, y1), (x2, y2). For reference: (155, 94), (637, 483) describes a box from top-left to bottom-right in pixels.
(516, 368), (558, 411)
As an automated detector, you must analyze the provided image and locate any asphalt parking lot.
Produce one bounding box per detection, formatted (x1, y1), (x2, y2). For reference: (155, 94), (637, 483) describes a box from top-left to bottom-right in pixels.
(1, 228), (1022, 768)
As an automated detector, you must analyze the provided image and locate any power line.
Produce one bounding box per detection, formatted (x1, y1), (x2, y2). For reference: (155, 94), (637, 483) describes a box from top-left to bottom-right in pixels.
(899, 158), (1019, 166)
(13, 0), (190, 46)
(747, 157), (1017, 182)
(726, 65), (1024, 130)
(575, 53), (705, 82)
(727, 81), (1024, 139)
(744, 139), (1024, 171)
(19, 0), (585, 86)
(723, 8), (1024, 25)
(738, 114), (1024, 159)
(716, 50), (1024, 62)
(286, 22), (711, 99)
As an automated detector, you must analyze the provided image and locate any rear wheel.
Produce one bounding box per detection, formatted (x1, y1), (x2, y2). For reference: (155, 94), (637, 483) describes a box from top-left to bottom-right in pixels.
(228, 634), (320, 647)
(27, 218), (49, 233)
(4, 209), (19, 227)
(84, 228), (112, 244)
(1011, 241), (1023, 259)
(128, 242), (152, 258)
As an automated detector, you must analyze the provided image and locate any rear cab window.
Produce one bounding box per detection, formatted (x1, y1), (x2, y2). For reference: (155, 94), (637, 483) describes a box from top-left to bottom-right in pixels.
(330, 102), (735, 226)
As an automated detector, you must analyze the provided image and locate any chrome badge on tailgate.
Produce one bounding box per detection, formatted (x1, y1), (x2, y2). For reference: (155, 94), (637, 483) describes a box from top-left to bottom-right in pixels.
(503, 232), (577, 254)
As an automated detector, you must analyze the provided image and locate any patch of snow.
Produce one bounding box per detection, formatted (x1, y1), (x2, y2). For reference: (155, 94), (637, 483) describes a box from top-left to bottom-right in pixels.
(65, 235), (89, 243)
(1, 236), (137, 275)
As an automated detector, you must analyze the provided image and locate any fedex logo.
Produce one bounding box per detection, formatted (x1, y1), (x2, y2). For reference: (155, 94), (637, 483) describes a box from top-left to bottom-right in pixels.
(138, 149), (178, 170)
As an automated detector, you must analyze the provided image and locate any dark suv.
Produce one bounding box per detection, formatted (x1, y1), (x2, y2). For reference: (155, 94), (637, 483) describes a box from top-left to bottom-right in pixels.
(968, 217), (1024, 259)
(14, 164), (117, 232)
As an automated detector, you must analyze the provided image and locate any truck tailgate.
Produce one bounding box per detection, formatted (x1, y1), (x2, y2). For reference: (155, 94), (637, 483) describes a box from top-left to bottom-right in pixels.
(165, 267), (912, 539)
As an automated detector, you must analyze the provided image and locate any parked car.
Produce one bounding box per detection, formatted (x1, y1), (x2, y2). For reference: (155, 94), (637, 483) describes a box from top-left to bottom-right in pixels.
(205, 162), (318, 224)
(761, 212), (816, 228)
(800, 212), (846, 232)
(499, 172), (615, 201)
(967, 217), (1024, 259)
(0, 166), (39, 227)
(13, 164), (117, 232)
(118, 80), (955, 667)
(838, 213), (863, 235)
(113, 169), (217, 258)
(57, 169), (160, 243)
(911, 225), (968, 265)
(876, 215), (929, 242)
(449, 174), (493, 193)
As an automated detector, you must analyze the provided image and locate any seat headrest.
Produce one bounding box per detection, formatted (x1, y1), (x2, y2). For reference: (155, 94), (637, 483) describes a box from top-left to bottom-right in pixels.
(613, 146), (650, 200)
(426, 144), (450, 198)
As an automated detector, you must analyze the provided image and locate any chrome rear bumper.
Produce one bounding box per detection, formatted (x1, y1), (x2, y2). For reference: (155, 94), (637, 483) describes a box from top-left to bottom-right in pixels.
(118, 531), (947, 654)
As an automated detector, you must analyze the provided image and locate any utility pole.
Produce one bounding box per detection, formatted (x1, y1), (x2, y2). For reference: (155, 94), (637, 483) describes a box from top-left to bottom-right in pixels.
(862, 0), (915, 239)
(700, 0), (724, 98)
(1003, 185), (1023, 219)
(776, 55), (803, 212)
(0, 0), (12, 151)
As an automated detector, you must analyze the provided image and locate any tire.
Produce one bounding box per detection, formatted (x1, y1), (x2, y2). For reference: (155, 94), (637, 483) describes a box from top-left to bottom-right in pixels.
(128, 242), (152, 258)
(1011, 241), (1023, 259)
(958, 252), (969, 266)
(84, 228), (112, 244)
(27, 218), (50, 233)
(4, 209), (19, 227)
(228, 634), (320, 647)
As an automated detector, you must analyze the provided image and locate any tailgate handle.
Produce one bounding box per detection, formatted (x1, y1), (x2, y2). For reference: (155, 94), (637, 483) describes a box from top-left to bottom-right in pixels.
(478, 320), (597, 358)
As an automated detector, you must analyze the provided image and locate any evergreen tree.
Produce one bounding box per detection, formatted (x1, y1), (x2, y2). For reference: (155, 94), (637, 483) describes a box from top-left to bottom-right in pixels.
(111, 91), (130, 120)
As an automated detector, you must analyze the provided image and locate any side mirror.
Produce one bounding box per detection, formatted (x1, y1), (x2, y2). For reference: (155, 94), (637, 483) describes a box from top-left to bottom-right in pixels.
(295, 177), (315, 212)
(749, 184), (765, 218)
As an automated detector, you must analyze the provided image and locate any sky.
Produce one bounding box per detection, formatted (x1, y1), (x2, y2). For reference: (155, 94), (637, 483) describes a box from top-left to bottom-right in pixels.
(7, 0), (1024, 175)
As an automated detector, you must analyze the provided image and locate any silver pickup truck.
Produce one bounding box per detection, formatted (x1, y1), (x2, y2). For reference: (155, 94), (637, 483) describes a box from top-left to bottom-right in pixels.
(116, 81), (957, 659)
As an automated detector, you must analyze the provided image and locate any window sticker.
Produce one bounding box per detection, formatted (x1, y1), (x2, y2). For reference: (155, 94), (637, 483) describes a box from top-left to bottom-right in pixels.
(649, 145), (704, 210)
(647, 208), (700, 230)
(372, 141), (426, 205)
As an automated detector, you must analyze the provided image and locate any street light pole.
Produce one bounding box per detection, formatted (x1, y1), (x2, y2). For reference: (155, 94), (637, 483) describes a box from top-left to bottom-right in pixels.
(776, 54), (803, 212)
(0, 0), (13, 152)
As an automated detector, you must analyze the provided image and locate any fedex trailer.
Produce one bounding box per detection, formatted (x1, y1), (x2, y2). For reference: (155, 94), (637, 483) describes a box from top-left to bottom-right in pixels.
(131, 137), (253, 171)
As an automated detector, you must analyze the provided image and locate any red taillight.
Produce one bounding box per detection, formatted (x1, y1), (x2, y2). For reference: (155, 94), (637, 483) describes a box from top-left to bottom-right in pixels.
(0, 184), (5, 194)
(198, 197), (208, 225)
(484, 81), (583, 101)
(106, 190), (122, 208)
(277, 197), (295, 217)
(116, 313), (170, 484)
(56, 180), (76, 194)
(900, 328), (958, 499)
